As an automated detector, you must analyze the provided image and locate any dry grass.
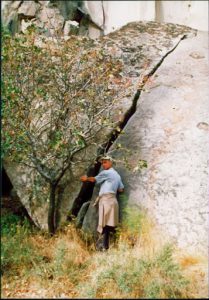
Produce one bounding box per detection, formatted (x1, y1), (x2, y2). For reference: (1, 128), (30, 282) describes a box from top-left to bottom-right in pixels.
(1, 222), (91, 298)
(175, 251), (208, 299)
(1, 213), (208, 299)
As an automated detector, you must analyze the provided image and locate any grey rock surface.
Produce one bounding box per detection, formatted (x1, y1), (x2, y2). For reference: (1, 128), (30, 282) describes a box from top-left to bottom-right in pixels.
(76, 201), (91, 228)
(110, 30), (208, 255)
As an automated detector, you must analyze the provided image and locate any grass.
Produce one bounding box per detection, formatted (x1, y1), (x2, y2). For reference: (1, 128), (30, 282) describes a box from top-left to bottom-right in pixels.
(1, 211), (208, 299)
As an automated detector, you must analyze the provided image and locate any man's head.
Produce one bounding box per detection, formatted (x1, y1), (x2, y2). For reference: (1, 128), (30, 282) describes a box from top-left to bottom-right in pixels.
(100, 155), (113, 170)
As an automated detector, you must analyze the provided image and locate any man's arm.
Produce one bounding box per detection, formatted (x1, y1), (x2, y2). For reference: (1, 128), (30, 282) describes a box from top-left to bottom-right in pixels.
(80, 175), (96, 183)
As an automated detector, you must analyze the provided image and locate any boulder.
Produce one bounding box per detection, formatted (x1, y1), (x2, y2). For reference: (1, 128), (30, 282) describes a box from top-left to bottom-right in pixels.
(36, 6), (64, 36)
(103, 30), (208, 255)
(18, 1), (39, 17)
(3, 21), (196, 236)
(63, 20), (79, 36)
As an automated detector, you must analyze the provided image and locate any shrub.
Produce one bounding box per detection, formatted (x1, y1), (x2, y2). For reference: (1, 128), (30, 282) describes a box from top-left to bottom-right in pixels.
(1, 213), (22, 236)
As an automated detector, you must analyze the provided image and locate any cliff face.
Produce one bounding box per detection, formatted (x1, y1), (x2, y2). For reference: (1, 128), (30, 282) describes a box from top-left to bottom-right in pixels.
(2, 1), (208, 255)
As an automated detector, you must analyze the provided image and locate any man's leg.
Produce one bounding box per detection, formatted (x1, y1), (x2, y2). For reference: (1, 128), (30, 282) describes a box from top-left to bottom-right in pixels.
(96, 226), (115, 250)
(103, 226), (110, 250)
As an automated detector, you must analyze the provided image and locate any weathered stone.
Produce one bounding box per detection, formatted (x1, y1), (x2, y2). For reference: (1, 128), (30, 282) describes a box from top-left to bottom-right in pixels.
(63, 20), (79, 36)
(9, 1), (22, 11)
(76, 201), (91, 228)
(81, 186), (99, 234)
(1, 0), (21, 21)
(107, 31), (208, 255)
(88, 23), (102, 39)
(37, 6), (64, 35)
(18, 1), (39, 17)
(3, 160), (48, 229)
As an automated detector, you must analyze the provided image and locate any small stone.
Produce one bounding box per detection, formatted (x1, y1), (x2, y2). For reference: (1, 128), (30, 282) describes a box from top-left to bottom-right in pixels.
(189, 52), (205, 59)
(197, 122), (209, 131)
(63, 20), (79, 36)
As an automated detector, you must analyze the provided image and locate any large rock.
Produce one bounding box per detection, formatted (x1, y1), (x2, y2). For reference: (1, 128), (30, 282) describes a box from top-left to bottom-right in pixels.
(3, 21), (196, 232)
(3, 160), (49, 229)
(36, 5), (65, 36)
(17, 1), (39, 17)
(99, 30), (208, 255)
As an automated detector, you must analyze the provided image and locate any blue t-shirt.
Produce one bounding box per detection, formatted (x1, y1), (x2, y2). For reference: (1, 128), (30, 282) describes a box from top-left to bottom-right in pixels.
(95, 167), (124, 196)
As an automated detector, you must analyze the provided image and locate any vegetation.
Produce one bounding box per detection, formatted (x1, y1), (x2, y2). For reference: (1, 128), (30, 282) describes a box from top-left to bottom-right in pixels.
(2, 26), (124, 234)
(1, 211), (207, 299)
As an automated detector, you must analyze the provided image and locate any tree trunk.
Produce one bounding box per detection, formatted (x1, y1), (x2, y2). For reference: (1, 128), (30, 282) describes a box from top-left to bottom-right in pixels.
(48, 183), (57, 235)
(54, 184), (65, 229)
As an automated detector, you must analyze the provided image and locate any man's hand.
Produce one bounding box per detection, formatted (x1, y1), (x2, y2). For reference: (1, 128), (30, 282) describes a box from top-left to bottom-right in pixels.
(80, 175), (88, 182)
(80, 175), (96, 183)
(118, 188), (124, 193)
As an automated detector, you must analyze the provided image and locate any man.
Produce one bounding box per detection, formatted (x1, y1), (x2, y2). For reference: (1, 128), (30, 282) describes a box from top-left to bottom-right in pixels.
(80, 155), (124, 250)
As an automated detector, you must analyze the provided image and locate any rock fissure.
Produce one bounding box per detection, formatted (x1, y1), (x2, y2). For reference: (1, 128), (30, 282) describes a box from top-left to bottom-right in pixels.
(70, 33), (188, 222)
(101, 1), (105, 31)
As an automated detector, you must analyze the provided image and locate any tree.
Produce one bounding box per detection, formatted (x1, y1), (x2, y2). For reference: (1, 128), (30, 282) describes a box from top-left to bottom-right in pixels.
(2, 26), (124, 234)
